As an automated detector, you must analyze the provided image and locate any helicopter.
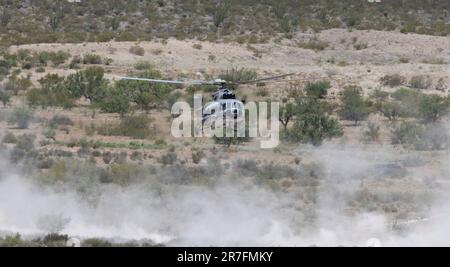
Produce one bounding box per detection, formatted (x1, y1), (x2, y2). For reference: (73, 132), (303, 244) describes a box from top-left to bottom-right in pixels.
(120, 73), (295, 124)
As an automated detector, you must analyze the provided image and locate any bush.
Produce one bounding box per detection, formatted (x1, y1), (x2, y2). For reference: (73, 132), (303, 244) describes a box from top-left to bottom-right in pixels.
(380, 101), (402, 121)
(115, 70), (175, 111)
(380, 74), (405, 87)
(4, 75), (32, 95)
(8, 107), (34, 129)
(27, 74), (75, 109)
(298, 39), (329, 51)
(134, 61), (153, 70)
(69, 56), (82, 69)
(43, 129), (56, 140)
(219, 68), (257, 85)
(2, 132), (17, 144)
(49, 115), (74, 128)
(418, 94), (449, 123)
(107, 163), (145, 186)
(0, 90), (10, 106)
(410, 75), (432, 89)
(15, 134), (36, 151)
(213, 2), (230, 27)
(160, 152), (178, 165)
(129, 45), (145, 56)
(391, 121), (448, 150)
(339, 86), (369, 125)
(363, 122), (380, 142)
(82, 238), (112, 247)
(66, 67), (108, 103)
(192, 150), (206, 164)
(98, 115), (153, 139)
(98, 86), (131, 116)
(305, 80), (331, 99)
(83, 54), (103, 65)
(49, 51), (70, 66)
(390, 88), (422, 118)
(282, 94), (343, 146)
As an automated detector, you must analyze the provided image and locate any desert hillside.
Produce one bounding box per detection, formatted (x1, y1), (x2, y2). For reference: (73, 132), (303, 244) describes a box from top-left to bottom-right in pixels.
(0, 2), (450, 247)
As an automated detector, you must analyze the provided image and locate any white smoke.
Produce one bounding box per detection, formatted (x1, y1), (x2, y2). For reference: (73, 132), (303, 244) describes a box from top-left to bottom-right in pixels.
(0, 142), (449, 246)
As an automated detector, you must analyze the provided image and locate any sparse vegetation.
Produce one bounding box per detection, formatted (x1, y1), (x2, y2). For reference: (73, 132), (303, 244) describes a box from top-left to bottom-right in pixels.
(339, 86), (369, 125)
(129, 45), (145, 56)
(7, 107), (34, 129)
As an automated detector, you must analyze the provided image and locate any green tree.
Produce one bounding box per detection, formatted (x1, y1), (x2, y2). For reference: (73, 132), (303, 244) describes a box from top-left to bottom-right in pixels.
(380, 101), (402, 121)
(305, 80), (331, 99)
(213, 2), (230, 28)
(0, 90), (10, 106)
(279, 102), (295, 129)
(99, 86), (131, 116)
(66, 67), (108, 103)
(8, 107), (34, 129)
(27, 74), (75, 108)
(339, 86), (369, 125)
(117, 70), (174, 112)
(283, 94), (343, 146)
(419, 94), (449, 123)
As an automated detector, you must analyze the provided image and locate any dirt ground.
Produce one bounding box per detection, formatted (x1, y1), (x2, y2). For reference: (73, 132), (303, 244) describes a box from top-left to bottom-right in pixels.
(2, 28), (450, 166)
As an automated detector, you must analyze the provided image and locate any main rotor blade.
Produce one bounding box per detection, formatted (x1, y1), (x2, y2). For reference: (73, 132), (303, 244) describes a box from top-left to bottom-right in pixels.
(236, 73), (296, 84)
(119, 76), (211, 85)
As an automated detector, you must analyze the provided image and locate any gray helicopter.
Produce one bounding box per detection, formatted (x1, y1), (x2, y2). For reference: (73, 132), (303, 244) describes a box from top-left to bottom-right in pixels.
(119, 73), (294, 123)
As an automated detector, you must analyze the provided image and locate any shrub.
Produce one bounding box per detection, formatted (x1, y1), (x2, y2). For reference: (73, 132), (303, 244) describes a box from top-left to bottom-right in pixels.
(102, 152), (113, 164)
(192, 43), (202, 50)
(391, 121), (422, 145)
(409, 75), (432, 89)
(192, 150), (206, 164)
(35, 66), (46, 73)
(279, 102), (295, 129)
(298, 39), (329, 51)
(305, 80), (331, 99)
(8, 107), (34, 129)
(256, 87), (269, 97)
(363, 122), (380, 142)
(160, 152), (178, 165)
(2, 132), (17, 144)
(282, 94), (343, 146)
(15, 134), (36, 151)
(134, 61), (153, 70)
(115, 70), (175, 111)
(391, 122), (448, 150)
(107, 163), (145, 186)
(418, 94), (449, 123)
(4, 75), (32, 95)
(42, 233), (68, 247)
(353, 42), (368, 50)
(380, 74), (405, 87)
(99, 86), (131, 116)
(66, 67), (108, 103)
(43, 129), (56, 140)
(49, 51), (70, 66)
(390, 88), (422, 118)
(83, 54), (103, 65)
(129, 45), (145, 56)
(69, 56), (82, 69)
(380, 101), (402, 121)
(219, 68), (257, 85)
(49, 115), (74, 128)
(98, 115), (153, 139)
(339, 86), (369, 125)
(213, 2), (230, 27)
(82, 238), (112, 247)
(27, 74), (75, 109)
(0, 90), (10, 106)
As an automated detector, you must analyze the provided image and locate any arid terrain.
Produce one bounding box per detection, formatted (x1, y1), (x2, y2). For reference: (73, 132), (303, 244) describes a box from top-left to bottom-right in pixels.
(1, 25), (450, 247)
